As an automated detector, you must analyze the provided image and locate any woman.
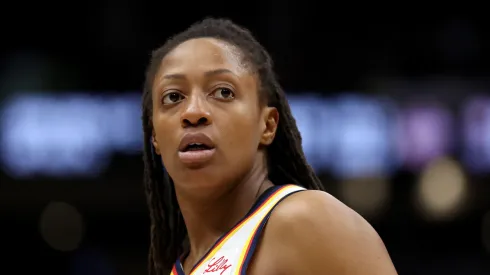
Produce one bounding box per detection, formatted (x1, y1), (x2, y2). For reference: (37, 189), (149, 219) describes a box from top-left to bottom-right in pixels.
(141, 18), (397, 275)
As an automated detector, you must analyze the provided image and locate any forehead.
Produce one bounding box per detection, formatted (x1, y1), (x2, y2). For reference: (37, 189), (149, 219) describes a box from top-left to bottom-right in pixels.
(157, 38), (249, 75)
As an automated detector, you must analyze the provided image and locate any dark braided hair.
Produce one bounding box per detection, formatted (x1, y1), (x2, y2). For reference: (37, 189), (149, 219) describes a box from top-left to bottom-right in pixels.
(141, 18), (325, 274)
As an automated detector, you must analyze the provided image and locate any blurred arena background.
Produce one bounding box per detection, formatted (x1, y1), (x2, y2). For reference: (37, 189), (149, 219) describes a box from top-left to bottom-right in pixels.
(1, 5), (490, 275)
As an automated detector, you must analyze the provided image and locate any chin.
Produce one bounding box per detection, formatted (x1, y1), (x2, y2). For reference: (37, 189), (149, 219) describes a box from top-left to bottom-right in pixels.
(172, 166), (232, 198)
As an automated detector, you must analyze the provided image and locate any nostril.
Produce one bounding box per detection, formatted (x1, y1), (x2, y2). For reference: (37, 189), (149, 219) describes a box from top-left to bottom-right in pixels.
(182, 118), (192, 127)
(198, 117), (208, 125)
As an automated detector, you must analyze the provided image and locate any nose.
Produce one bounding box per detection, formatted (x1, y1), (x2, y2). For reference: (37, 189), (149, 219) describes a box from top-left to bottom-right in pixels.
(180, 94), (212, 128)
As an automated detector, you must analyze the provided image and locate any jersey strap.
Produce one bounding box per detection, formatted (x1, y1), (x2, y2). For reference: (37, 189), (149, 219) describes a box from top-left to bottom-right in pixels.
(235, 184), (305, 274)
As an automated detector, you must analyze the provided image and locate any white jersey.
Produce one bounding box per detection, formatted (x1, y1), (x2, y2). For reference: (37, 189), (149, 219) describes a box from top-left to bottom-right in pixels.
(171, 184), (306, 275)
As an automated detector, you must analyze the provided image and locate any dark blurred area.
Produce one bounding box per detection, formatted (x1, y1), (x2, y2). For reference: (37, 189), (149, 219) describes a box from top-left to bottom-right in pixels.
(1, 4), (490, 275)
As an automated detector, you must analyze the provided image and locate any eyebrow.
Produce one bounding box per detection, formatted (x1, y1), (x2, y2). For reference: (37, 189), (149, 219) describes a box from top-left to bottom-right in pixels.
(161, 68), (236, 80)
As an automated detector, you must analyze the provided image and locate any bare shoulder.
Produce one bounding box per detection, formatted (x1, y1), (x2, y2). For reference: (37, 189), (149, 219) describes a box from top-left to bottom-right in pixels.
(262, 190), (398, 275)
(271, 190), (357, 229)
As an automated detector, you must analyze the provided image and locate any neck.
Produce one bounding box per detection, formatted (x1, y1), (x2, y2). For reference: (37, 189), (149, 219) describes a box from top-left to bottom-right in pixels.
(175, 154), (273, 269)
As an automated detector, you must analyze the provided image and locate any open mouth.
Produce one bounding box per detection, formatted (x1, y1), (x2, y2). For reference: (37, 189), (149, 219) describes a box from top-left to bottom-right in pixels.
(182, 143), (213, 152)
(178, 134), (217, 165)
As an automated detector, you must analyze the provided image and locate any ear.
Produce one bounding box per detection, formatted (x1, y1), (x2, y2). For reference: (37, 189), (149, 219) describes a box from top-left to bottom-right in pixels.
(152, 130), (161, 155)
(260, 107), (279, 146)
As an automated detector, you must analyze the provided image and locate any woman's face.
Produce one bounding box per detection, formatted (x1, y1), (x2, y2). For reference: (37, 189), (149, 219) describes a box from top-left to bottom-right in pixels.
(151, 38), (278, 195)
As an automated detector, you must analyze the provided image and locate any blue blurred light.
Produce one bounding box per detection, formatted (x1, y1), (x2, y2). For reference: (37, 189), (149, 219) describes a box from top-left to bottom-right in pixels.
(462, 96), (490, 173)
(328, 94), (396, 178)
(0, 93), (142, 178)
(287, 94), (336, 172)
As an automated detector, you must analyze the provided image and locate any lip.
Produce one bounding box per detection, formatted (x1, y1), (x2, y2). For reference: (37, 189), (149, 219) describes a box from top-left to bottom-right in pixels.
(178, 148), (216, 167)
(178, 133), (216, 152)
(177, 133), (216, 167)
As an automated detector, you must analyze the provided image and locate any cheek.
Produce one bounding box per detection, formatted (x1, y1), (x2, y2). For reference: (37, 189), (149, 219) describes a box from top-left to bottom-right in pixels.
(152, 116), (179, 163)
(218, 106), (261, 158)
(156, 135), (173, 169)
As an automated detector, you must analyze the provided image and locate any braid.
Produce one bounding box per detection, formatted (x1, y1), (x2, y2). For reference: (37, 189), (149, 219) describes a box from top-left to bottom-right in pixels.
(141, 17), (324, 273)
(266, 81), (324, 190)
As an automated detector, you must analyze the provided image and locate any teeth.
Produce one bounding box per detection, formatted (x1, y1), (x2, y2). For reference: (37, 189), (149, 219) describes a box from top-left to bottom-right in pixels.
(184, 143), (206, 151)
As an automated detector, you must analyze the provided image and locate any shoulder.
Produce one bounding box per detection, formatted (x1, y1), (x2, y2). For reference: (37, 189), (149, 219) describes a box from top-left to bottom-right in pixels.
(263, 190), (398, 275)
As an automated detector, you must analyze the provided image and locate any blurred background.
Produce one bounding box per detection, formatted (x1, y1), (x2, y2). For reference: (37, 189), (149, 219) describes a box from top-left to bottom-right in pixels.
(1, 5), (490, 275)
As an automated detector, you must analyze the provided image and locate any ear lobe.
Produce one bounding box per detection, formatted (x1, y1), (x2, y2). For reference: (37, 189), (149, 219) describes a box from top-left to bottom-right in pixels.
(152, 135), (161, 155)
(260, 107), (279, 146)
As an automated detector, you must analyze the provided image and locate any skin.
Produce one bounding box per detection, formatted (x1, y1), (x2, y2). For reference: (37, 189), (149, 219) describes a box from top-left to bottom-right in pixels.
(151, 38), (398, 275)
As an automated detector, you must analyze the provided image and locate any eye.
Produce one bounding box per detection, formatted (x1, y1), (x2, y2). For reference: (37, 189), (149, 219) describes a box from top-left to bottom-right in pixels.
(162, 91), (185, 105)
(211, 87), (235, 100)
